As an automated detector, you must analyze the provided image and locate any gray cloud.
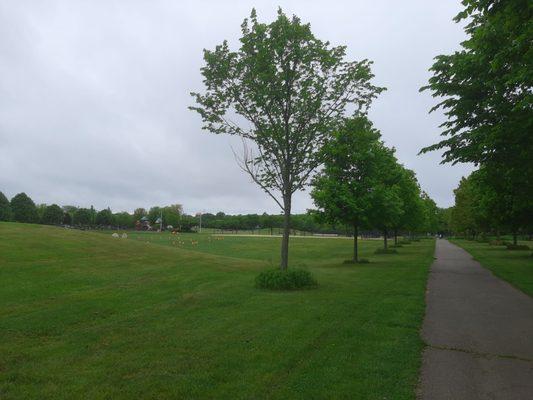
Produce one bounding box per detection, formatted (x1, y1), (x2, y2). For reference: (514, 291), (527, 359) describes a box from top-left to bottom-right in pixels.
(0, 0), (473, 214)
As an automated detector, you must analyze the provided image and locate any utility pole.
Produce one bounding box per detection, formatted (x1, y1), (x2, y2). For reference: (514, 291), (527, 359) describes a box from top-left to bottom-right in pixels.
(199, 212), (202, 233)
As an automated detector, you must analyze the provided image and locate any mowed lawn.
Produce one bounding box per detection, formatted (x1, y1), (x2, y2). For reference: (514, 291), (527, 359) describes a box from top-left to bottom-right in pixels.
(1, 223), (435, 400)
(451, 239), (533, 297)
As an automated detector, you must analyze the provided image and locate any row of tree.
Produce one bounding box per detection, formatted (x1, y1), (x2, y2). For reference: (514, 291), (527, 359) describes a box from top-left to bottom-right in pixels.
(310, 117), (440, 262)
(421, 0), (532, 244)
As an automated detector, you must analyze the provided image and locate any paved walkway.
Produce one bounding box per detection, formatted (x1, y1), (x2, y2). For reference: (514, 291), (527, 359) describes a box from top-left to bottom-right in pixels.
(418, 239), (533, 400)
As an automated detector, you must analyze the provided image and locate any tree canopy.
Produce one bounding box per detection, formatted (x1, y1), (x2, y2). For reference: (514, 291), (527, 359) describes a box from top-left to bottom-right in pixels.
(10, 193), (38, 223)
(421, 0), (532, 237)
(41, 204), (64, 225)
(190, 8), (384, 269)
(0, 191), (12, 221)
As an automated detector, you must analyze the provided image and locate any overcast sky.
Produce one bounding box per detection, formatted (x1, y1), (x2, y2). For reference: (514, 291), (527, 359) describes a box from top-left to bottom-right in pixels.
(0, 0), (473, 215)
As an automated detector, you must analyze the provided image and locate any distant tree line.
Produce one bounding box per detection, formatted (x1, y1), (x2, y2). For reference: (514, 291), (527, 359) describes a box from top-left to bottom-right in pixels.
(0, 189), (445, 241)
(0, 193), (195, 231)
(309, 116), (443, 261)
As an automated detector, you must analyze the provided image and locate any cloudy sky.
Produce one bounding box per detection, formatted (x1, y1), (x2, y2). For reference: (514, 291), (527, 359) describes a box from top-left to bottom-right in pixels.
(0, 0), (473, 215)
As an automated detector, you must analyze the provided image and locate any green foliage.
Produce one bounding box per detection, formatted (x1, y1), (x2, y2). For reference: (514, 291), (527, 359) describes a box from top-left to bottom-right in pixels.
(255, 268), (317, 290)
(0, 191), (12, 221)
(420, 192), (439, 234)
(312, 116), (382, 229)
(95, 208), (114, 226)
(421, 0), (532, 167)
(190, 8), (384, 269)
(422, 0), (533, 237)
(73, 208), (93, 226)
(311, 116), (394, 260)
(114, 212), (134, 228)
(10, 193), (38, 223)
(41, 204), (64, 225)
(62, 211), (72, 225)
(394, 169), (425, 234)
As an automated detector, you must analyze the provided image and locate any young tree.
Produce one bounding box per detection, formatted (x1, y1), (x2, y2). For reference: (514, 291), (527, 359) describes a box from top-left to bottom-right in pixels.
(311, 116), (385, 262)
(369, 183), (403, 250)
(41, 204), (64, 225)
(391, 168), (424, 244)
(450, 178), (477, 237)
(0, 191), (12, 221)
(190, 9), (384, 269)
(420, 192), (440, 235)
(10, 193), (39, 223)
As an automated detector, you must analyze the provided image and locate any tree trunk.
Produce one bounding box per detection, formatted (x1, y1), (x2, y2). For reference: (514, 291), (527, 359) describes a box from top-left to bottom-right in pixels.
(280, 196), (291, 270)
(513, 232), (517, 245)
(353, 224), (359, 262)
(394, 229), (398, 246)
(383, 230), (388, 250)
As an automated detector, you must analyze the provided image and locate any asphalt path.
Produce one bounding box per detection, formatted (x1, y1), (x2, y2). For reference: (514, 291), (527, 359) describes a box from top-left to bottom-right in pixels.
(418, 239), (533, 399)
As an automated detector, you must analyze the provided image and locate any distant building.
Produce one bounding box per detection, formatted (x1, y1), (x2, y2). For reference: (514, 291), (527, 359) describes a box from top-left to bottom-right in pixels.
(135, 216), (152, 231)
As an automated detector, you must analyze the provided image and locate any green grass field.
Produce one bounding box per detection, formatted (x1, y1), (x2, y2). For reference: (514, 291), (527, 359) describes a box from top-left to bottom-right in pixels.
(451, 239), (533, 297)
(1, 222), (435, 399)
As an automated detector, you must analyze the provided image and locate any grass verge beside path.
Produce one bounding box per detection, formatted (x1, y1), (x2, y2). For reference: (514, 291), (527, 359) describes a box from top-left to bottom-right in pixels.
(451, 239), (533, 297)
(1, 222), (435, 400)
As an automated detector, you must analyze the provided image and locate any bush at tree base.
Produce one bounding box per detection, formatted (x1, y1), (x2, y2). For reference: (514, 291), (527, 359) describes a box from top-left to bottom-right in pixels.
(255, 268), (317, 290)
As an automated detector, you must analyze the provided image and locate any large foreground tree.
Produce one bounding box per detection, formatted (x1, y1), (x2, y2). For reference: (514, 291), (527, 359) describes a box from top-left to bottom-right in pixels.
(191, 9), (384, 269)
(421, 0), (533, 233)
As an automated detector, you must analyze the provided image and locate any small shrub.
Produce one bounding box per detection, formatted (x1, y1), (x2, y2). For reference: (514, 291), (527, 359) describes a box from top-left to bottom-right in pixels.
(399, 240), (411, 245)
(489, 240), (505, 246)
(390, 244), (403, 248)
(374, 248), (398, 255)
(506, 244), (530, 251)
(255, 268), (317, 290)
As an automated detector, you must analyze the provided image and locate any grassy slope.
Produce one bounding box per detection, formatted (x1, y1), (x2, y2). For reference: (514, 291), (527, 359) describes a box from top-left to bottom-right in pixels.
(0, 223), (435, 400)
(451, 239), (533, 297)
